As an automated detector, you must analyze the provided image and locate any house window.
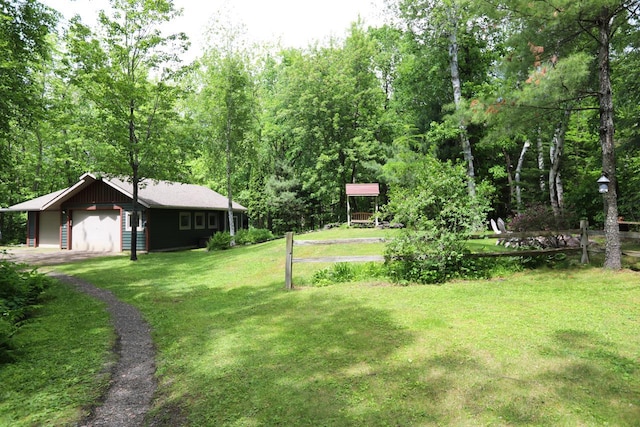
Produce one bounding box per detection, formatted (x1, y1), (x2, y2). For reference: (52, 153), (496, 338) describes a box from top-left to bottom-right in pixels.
(125, 211), (144, 231)
(208, 212), (218, 230)
(194, 212), (205, 230)
(179, 212), (191, 230)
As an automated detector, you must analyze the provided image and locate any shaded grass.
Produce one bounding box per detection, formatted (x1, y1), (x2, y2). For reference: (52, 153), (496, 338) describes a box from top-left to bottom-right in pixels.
(0, 281), (114, 426)
(9, 228), (640, 425)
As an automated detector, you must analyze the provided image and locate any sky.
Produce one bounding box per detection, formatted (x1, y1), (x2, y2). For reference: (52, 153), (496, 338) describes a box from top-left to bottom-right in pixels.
(42, 0), (387, 60)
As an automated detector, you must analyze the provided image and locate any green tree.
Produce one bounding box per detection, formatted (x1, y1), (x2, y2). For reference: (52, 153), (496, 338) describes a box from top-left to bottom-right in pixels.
(0, 0), (56, 134)
(66, 0), (189, 260)
(491, 0), (639, 268)
(0, 0), (57, 241)
(258, 24), (390, 228)
(392, 0), (489, 197)
(192, 24), (256, 245)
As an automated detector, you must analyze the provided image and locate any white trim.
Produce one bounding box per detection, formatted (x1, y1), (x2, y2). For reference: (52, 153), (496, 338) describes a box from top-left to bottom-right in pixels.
(125, 211), (145, 232)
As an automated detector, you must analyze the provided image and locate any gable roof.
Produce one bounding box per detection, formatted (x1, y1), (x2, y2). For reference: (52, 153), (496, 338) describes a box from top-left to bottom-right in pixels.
(2, 188), (67, 212)
(346, 183), (380, 197)
(5, 173), (247, 212)
(108, 177), (247, 211)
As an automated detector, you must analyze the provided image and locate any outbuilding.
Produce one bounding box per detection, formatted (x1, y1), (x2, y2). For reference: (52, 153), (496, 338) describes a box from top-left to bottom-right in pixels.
(4, 173), (247, 252)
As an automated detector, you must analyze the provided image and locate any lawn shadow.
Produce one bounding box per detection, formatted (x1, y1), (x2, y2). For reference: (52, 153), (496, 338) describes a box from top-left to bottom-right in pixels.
(534, 328), (640, 425)
(146, 281), (423, 425)
(53, 247), (640, 425)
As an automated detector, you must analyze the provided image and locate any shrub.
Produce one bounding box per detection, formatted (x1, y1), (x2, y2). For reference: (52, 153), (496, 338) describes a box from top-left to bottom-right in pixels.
(0, 259), (51, 360)
(384, 231), (478, 284)
(208, 229), (274, 251)
(207, 232), (232, 251)
(509, 202), (578, 232)
(382, 153), (494, 284)
(235, 228), (274, 245)
(504, 203), (580, 249)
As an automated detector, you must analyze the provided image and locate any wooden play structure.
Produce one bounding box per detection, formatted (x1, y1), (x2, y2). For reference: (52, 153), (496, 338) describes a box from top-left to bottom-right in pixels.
(346, 183), (380, 227)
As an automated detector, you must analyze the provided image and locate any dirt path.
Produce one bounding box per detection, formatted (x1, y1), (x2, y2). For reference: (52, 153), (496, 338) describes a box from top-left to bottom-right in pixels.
(48, 273), (156, 427)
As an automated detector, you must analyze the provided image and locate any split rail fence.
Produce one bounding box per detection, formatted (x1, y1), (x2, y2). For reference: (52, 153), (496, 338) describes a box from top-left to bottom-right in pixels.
(284, 221), (640, 290)
(284, 233), (385, 290)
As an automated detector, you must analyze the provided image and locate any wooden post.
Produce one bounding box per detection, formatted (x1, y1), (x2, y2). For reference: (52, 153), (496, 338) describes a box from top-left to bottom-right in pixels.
(580, 219), (589, 264)
(347, 196), (351, 227)
(285, 232), (294, 290)
(375, 196), (379, 227)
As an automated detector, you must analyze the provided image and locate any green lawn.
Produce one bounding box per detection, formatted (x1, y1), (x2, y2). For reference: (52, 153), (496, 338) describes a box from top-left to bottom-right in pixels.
(0, 280), (114, 426)
(4, 228), (640, 425)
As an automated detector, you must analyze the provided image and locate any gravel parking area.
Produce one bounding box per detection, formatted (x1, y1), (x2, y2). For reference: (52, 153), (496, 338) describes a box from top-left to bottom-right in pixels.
(1, 247), (122, 266)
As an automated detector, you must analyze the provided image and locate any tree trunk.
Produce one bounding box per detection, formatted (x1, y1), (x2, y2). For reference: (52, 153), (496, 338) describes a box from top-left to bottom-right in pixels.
(225, 116), (236, 247)
(515, 140), (530, 211)
(129, 101), (138, 261)
(502, 149), (514, 211)
(131, 169), (139, 261)
(598, 11), (621, 269)
(549, 109), (570, 218)
(537, 127), (545, 192)
(448, 28), (475, 198)
(33, 128), (43, 193)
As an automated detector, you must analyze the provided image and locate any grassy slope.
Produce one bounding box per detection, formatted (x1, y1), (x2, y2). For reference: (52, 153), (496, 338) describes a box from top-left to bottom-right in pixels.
(0, 281), (114, 426)
(7, 228), (640, 425)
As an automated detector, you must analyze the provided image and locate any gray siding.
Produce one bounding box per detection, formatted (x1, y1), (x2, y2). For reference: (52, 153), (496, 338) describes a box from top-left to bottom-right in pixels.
(121, 205), (147, 252)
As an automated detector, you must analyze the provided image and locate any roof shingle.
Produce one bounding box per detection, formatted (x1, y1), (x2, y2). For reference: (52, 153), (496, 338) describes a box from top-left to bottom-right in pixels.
(5, 174), (246, 212)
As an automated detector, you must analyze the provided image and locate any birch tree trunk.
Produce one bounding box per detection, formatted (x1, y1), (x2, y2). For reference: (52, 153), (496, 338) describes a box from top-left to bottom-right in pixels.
(548, 111), (569, 218)
(225, 114), (236, 247)
(536, 128), (545, 192)
(448, 27), (476, 198)
(515, 140), (530, 211)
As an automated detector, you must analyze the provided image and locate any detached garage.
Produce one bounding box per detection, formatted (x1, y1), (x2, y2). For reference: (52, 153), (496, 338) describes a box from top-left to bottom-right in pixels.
(5, 173), (247, 252)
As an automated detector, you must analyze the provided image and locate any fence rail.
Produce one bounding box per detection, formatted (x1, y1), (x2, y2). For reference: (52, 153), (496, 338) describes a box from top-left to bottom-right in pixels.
(284, 233), (385, 289)
(284, 222), (640, 289)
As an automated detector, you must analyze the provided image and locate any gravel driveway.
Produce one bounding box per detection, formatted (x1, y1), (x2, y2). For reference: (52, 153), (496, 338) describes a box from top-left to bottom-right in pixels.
(1, 247), (122, 266)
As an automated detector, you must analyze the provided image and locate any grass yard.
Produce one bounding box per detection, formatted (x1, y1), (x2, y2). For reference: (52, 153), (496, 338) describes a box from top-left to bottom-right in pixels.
(0, 279), (114, 426)
(4, 228), (640, 425)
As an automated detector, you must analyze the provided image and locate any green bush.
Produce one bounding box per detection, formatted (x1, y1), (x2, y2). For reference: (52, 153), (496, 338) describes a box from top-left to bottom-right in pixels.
(382, 153), (494, 284)
(0, 260), (51, 360)
(235, 228), (274, 245)
(207, 229), (275, 251)
(384, 232), (476, 284)
(207, 232), (232, 251)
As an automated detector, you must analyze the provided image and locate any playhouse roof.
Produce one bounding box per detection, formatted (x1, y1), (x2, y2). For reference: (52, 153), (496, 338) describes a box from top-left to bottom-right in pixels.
(345, 183), (380, 197)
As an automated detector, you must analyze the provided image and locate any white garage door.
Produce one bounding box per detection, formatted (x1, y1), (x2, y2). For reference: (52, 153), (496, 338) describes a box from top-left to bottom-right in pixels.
(72, 211), (121, 252)
(40, 211), (61, 248)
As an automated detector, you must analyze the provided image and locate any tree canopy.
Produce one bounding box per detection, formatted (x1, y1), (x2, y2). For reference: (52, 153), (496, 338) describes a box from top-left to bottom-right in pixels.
(2, 0), (639, 269)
